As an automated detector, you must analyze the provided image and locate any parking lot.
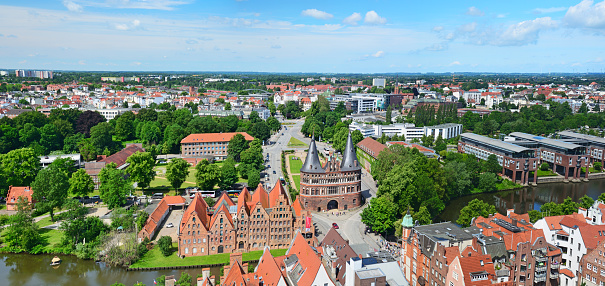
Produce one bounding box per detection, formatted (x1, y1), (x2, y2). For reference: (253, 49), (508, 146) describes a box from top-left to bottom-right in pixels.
(154, 207), (184, 242)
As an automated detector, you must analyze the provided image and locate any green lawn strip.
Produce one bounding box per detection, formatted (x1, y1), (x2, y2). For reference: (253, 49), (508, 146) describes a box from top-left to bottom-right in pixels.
(130, 246), (286, 268)
(496, 179), (522, 190)
(287, 137), (307, 147)
(288, 157), (303, 174)
(39, 228), (66, 252)
(36, 216), (57, 228)
(536, 169), (558, 177)
(291, 175), (301, 191)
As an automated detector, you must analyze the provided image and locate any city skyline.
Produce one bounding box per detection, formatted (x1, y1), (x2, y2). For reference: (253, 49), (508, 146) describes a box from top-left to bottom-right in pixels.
(1, 0), (605, 73)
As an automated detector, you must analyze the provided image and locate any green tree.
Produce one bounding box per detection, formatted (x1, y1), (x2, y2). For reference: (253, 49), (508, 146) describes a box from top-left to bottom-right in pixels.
(483, 154), (502, 175)
(595, 162), (602, 171)
(249, 121), (270, 142)
(177, 272), (192, 286)
(528, 210), (543, 223)
(385, 106), (392, 123)
(247, 168), (260, 188)
(99, 163), (132, 209)
(162, 124), (187, 154)
(69, 169), (95, 197)
(31, 164), (70, 222)
(540, 162), (550, 171)
(114, 112), (136, 141)
(126, 152), (156, 190)
(90, 122), (114, 154)
(580, 195), (595, 209)
(413, 206), (432, 225)
(224, 102), (232, 110)
(195, 160), (220, 190)
(157, 236), (173, 257)
(0, 148), (41, 196)
(361, 195), (398, 234)
(19, 123), (40, 145)
(478, 172), (498, 193)
(220, 158), (238, 189)
(136, 210), (149, 231)
(4, 197), (41, 251)
(166, 158), (190, 191)
(456, 199), (497, 227)
(266, 116), (281, 132)
(76, 110), (105, 135)
(39, 123), (62, 153)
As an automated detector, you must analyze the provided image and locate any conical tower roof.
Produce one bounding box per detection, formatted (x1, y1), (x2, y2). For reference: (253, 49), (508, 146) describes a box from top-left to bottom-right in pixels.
(340, 131), (361, 172)
(300, 134), (325, 173)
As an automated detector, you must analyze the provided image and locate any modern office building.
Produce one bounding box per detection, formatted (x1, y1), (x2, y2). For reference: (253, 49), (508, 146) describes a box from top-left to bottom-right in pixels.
(558, 131), (605, 167)
(349, 122), (462, 141)
(506, 132), (588, 180)
(458, 133), (539, 184)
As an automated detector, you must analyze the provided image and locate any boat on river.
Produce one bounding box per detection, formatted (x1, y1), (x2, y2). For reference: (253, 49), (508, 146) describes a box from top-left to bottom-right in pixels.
(50, 256), (61, 266)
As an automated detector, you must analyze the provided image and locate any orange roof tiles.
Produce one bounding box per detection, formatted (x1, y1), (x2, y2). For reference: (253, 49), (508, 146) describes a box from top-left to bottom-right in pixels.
(357, 137), (387, 159)
(254, 249), (285, 286)
(163, 195), (186, 206)
(560, 268), (575, 278)
(7, 186), (34, 206)
(286, 233), (323, 286)
(269, 180), (288, 208)
(458, 254), (497, 286)
(251, 183), (269, 209)
(99, 144), (145, 167)
(180, 132), (254, 144)
(181, 193), (210, 232)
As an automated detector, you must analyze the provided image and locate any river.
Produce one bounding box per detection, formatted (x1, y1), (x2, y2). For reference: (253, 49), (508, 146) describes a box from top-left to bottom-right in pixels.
(438, 179), (605, 223)
(0, 253), (227, 286)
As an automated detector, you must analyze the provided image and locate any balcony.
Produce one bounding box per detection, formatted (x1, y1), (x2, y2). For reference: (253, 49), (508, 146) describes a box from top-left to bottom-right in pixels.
(536, 266), (547, 272)
(551, 263), (560, 269)
(535, 256), (548, 263)
(535, 274), (547, 283)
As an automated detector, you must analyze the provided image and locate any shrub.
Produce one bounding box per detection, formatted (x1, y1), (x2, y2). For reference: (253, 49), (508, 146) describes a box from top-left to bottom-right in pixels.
(595, 162), (602, 171)
(540, 162), (549, 171)
(157, 236), (173, 257)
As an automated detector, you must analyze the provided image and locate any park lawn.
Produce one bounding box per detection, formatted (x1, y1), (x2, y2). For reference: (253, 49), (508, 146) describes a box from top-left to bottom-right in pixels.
(36, 216), (57, 228)
(582, 167), (603, 173)
(289, 157), (303, 174)
(130, 243), (287, 268)
(536, 169), (558, 177)
(292, 175), (301, 191)
(39, 228), (65, 252)
(287, 137), (307, 147)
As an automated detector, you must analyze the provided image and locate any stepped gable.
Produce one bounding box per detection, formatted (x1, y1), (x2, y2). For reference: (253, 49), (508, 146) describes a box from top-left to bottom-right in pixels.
(269, 180), (289, 207)
(292, 196), (303, 217)
(181, 193), (210, 230)
(209, 203), (234, 227)
(340, 132), (361, 172)
(300, 134), (325, 174)
(214, 191), (236, 210)
(251, 183), (270, 209)
(237, 187), (252, 214)
(222, 261), (247, 286)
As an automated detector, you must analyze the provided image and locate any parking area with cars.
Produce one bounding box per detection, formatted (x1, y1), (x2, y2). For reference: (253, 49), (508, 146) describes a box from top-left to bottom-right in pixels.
(153, 208), (184, 242)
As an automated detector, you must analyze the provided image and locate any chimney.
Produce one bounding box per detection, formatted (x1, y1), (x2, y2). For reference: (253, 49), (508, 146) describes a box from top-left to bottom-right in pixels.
(243, 262), (249, 274)
(512, 218), (518, 227)
(230, 252), (243, 268)
(507, 209), (514, 217)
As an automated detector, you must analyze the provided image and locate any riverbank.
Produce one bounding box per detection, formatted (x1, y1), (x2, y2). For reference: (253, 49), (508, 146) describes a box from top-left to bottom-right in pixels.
(129, 244), (287, 270)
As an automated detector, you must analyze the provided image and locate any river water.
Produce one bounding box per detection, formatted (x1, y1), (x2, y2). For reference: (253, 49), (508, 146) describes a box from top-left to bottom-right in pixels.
(438, 179), (605, 223)
(0, 253), (226, 286)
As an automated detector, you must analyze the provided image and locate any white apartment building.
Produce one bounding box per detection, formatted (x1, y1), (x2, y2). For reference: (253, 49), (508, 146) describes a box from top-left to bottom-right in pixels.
(534, 202), (605, 286)
(349, 122), (462, 141)
(373, 78), (386, 88)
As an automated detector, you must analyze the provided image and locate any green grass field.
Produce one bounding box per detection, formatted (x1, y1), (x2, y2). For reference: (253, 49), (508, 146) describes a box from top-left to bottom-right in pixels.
(536, 169), (558, 177)
(292, 175), (301, 191)
(289, 157), (303, 174)
(130, 244), (287, 268)
(287, 137), (307, 147)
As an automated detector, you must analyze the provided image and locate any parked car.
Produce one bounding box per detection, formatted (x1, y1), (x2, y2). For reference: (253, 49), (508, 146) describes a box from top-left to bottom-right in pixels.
(332, 223), (339, 229)
(92, 195), (100, 201)
(152, 193), (164, 199)
(273, 170), (276, 174)
(166, 223), (174, 228)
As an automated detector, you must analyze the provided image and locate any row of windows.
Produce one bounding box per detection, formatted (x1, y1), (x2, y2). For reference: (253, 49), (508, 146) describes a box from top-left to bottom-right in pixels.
(185, 142), (227, 146)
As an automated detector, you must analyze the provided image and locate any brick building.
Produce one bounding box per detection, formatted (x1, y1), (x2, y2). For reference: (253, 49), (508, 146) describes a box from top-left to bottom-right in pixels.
(579, 240), (605, 286)
(6, 186), (34, 211)
(84, 143), (145, 189)
(299, 132), (363, 211)
(180, 132), (253, 162)
(177, 181), (315, 257)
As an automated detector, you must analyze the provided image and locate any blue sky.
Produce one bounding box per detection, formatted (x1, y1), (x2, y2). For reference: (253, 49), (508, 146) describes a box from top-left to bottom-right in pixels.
(1, 0), (605, 73)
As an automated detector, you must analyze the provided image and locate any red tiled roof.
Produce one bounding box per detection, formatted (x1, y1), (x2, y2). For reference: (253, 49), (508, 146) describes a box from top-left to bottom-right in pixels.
(237, 187), (252, 215)
(356, 137), (386, 159)
(457, 254), (496, 286)
(251, 183), (269, 209)
(99, 144), (145, 167)
(286, 233), (323, 286)
(139, 198), (169, 240)
(560, 268), (575, 278)
(214, 191), (236, 210)
(163, 196), (186, 206)
(254, 249), (285, 286)
(578, 224), (605, 250)
(209, 204), (233, 228)
(180, 193), (210, 232)
(269, 181), (288, 208)
(180, 132), (253, 144)
(7, 186), (34, 205)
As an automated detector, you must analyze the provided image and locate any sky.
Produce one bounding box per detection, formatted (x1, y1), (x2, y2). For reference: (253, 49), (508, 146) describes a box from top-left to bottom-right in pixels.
(0, 0), (605, 73)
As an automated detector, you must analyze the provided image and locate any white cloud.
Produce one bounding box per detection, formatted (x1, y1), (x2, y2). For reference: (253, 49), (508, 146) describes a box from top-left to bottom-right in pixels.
(343, 13), (362, 25)
(426, 43), (448, 51)
(63, 0), (83, 12)
(78, 60), (86, 65)
(131, 61), (142, 66)
(320, 24), (342, 31)
(449, 61), (461, 66)
(466, 7), (484, 16)
(432, 26), (444, 32)
(564, 0), (605, 29)
(87, 0), (192, 11)
(301, 9), (333, 20)
(533, 7), (567, 14)
(496, 17), (557, 46)
(372, 51), (385, 58)
(114, 23), (129, 30)
(132, 19), (141, 27)
(496, 14), (506, 18)
(364, 11), (386, 25)
(454, 17), (557, 46)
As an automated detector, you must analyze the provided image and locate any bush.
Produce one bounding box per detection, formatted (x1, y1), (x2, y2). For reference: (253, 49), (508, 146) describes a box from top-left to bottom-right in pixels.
(540, 162), (549, 171)
(177, 272), (192, 286)
(595, 162), (602, 171)
(157, 236), (173, 257)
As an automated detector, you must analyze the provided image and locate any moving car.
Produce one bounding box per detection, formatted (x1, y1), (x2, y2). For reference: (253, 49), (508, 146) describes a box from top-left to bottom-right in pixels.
(332, 223), (339, 229)
(166, 223), (174, 228)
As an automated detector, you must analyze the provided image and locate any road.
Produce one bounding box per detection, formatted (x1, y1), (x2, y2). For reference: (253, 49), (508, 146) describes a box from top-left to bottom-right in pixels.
(261, 116), (382, 252)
